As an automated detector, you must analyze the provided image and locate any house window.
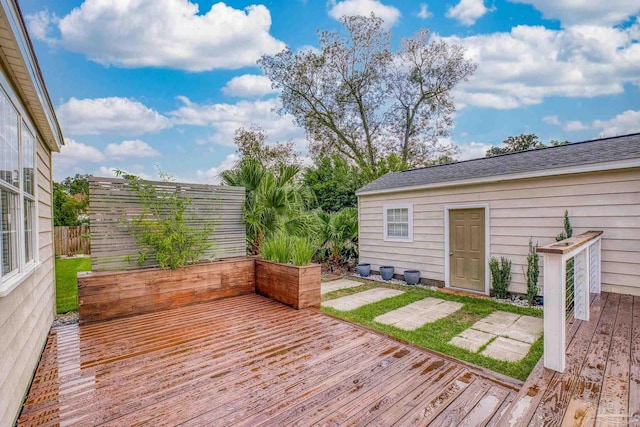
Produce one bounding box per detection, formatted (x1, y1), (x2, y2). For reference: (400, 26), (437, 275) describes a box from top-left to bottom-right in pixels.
(0, 87), (37, 285)
(383, 204), (413, 242)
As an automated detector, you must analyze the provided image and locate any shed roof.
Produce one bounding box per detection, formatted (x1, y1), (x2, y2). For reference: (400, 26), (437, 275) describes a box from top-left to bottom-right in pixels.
(356, 133), (640, 195)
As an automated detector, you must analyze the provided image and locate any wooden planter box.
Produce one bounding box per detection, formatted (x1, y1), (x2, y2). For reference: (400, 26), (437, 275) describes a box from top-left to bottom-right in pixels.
(78, 257), (255, 324)
(255, 259), (321, 309)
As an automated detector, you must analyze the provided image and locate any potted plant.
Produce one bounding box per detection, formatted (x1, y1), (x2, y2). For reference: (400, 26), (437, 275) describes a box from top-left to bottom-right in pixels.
(380, 265), (394, 281)
(404, 270), (420, 285)
(357, 263), (371, 277)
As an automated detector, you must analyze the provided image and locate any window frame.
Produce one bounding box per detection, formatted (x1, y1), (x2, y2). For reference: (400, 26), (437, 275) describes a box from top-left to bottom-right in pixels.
(383, 203), (413, 242)
(0, 82), (39, 296)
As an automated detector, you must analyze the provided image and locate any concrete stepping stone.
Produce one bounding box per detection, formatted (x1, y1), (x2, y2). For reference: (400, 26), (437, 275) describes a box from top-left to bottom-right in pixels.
(449, 328), (494, 352)
(321, 278), (363, 295)
(374, 298), (463, 331)
(503, 316), (544, 344)
(448, 311), (543, 361)
(471, 311), (520, 335)
(481, 337), (531, 362)
(322, 288), (404, 312)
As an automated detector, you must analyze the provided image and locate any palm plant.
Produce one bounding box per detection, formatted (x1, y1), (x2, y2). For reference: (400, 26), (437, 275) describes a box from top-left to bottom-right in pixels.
(220, 158), (316, 254)
(314, 207), (358, 267)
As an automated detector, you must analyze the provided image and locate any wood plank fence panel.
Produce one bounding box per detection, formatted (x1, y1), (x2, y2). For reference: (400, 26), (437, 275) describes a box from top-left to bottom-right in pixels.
(89, 177), (246, 271)
(54, 225), (91, 255)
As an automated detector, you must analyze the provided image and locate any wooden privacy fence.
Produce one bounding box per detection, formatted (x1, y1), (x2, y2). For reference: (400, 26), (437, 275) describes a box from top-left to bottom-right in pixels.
(54, 225), (90, 255)
(89, 177), (246, 271)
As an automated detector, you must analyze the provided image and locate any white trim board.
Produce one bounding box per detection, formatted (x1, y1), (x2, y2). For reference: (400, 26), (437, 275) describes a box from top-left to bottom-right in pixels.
(356, 159), (640, 196)
(444, 203), (491, 296)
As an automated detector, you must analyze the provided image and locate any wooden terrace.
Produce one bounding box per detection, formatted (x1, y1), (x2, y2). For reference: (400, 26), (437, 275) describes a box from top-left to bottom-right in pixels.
(17, 291), (640, 425)
(18, 294), (520, 426)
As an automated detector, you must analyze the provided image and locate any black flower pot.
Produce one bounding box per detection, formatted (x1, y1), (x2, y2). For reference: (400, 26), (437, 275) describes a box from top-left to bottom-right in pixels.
(404, 270), (420, 285)
(380, 266), (394, 281)
(357, 263), (371, 277)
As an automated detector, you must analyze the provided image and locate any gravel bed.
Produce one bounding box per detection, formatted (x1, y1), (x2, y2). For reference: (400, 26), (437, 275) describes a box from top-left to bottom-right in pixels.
(53, 311), (78, 327)
(351, 272), (543, 310)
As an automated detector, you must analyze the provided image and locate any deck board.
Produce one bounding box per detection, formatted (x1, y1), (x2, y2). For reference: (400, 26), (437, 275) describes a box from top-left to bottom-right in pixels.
(18, 294), (520, 426)
(498, 292), (640, 427)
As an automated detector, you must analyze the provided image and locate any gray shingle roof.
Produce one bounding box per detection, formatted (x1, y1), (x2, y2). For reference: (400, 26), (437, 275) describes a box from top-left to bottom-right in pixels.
(356, 133), (640, 195)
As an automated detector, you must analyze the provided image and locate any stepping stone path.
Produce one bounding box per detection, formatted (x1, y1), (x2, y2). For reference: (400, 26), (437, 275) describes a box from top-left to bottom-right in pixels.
(321, 278), (363, 295)
(322, 288), (404, 311)
(374, 298), (463, 331)
(449, 311), (543, 362)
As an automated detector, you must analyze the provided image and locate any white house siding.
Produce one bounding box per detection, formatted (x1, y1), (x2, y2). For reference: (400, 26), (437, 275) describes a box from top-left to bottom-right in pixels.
(0, 137), (55, 426)
(358, 168), (640, 296)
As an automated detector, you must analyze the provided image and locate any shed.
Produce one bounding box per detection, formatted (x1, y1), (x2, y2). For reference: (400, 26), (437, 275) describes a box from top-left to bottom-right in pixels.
(356, 134), (640, 296)
(0, 1), (64, 425)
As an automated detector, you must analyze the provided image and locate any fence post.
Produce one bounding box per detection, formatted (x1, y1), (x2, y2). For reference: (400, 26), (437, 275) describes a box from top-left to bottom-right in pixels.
(543, 253), (566, 372)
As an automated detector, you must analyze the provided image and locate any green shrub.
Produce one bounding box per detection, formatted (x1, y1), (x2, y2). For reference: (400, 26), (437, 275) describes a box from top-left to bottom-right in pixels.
(261, 233), (292, 263)
(524, 238), (540, 306)
(489, 256), (512, 299)
(116, 170), (216, 269)
(292, 237), (315, 266)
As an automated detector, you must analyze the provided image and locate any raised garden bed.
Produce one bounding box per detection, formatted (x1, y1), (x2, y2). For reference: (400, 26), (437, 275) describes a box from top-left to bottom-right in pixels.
(255, 259), (321, 309)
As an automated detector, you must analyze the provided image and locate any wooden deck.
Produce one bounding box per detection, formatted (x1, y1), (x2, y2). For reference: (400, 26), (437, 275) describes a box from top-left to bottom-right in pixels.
(18, 294), (521, 426)
(499, 292), (640, 426)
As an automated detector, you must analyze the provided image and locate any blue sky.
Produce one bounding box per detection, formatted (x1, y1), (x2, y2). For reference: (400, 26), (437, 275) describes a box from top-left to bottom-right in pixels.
(18, 0), (640, 182)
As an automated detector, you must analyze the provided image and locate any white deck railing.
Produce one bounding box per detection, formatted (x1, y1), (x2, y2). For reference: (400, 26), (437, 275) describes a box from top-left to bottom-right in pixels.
(537, 230), (603, 372)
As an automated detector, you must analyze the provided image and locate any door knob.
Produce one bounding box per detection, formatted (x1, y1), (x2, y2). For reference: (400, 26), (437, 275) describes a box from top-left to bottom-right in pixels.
(449, 252), (453, 256)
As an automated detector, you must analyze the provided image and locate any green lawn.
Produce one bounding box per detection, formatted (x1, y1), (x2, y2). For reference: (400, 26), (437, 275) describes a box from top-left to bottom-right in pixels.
(321, 281), (543, 381)
(55, 257), (91, 313)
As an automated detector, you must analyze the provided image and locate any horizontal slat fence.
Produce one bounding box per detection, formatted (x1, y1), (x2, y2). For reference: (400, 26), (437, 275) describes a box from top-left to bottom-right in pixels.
(89, 177), (246, 271)
(54, 225), (90, 256)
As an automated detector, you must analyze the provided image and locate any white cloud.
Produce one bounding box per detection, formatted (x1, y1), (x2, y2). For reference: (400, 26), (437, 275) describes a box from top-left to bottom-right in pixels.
(58, 97), (171, 136)
(417, 3), (432, 19)
(104, 140), (161, 158)
(508, 0), (640, 26)
(221, 74), (278, 98)
(54, 138), (105, 179)
(563, 120), (588, 132)
(457, 141), (494, 160)
(328, 0), (401, 28)
(27, 0), (285, 72)
(446, 0), (491, 26)
(543, 115), (561, 125)
(97, 166), (152, 180)
(593, 110), (640, 137)
(169, 97), (307, 149)
(447, 22), (640, 109)
(195, 153), (240, 184)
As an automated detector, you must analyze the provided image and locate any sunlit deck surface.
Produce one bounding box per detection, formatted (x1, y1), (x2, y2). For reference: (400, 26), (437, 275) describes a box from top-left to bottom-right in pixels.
(18, 294), (521, 426)
(501, 292), (640, 426)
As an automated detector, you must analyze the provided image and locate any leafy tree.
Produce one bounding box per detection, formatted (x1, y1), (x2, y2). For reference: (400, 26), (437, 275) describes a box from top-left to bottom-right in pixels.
(303, 155), (365, 212)
(60, 173), (90, 196)
(220, 158), (316, 254)
(233, 126), (299, 170)
(485, 134), (545, 157)
(259, 15), (475, 179)
(485, 135), (572, 157)
(53, 174), (91, 226)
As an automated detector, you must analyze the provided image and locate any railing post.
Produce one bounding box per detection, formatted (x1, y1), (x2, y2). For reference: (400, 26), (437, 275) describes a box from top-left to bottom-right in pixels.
(543, 253), (566, 372)
(574, 249), (590, 321)
(589, 238), (601, 294)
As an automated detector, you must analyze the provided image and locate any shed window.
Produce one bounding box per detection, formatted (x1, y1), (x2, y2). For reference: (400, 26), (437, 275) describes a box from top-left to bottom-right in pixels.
(383, 204), (413, 242)
(0, 87), (37, 288)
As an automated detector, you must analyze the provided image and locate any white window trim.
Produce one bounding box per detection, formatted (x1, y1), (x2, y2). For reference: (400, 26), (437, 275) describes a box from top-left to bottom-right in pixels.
(383, 203), (413, 242)
(443, 203), (491, 296)
(0, 82), (39, 297)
